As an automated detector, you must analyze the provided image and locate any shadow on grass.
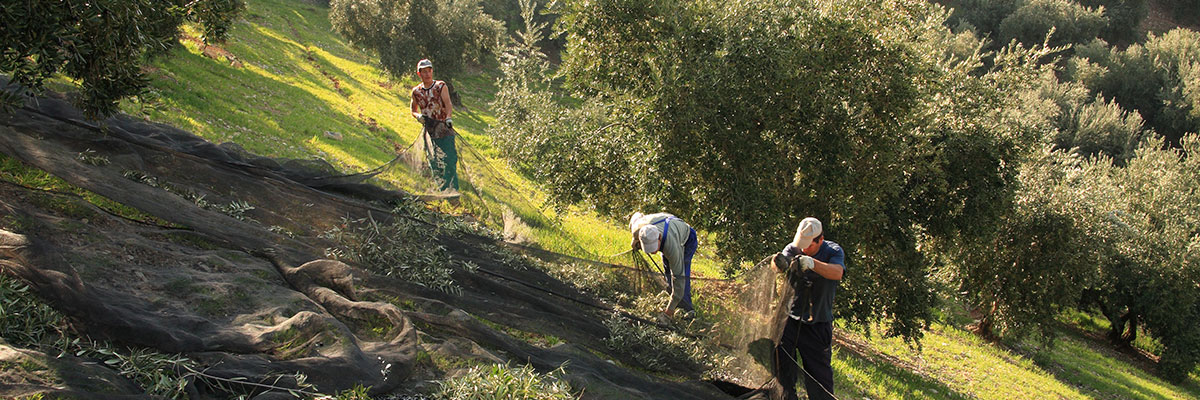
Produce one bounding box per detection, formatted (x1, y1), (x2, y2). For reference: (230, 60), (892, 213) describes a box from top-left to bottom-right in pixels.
(1022, 330), (1200, 400)
(834, 343), (974, 400)
(454, 108), (493, 140)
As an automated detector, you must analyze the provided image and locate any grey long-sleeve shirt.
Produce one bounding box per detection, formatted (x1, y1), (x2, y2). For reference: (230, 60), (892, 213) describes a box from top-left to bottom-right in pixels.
(632, 213), (692, 311)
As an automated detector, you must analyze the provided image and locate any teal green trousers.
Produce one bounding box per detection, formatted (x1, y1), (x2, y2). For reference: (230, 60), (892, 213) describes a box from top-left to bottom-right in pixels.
(429, 135), (459, 191)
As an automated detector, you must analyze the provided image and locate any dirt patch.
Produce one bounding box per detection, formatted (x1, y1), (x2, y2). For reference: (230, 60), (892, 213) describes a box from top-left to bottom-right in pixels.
(182, 33), (243, 68)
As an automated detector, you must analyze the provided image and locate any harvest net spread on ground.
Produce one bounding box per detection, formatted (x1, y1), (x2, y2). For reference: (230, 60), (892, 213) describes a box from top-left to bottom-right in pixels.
(0, 84), (791, 399)
(613, 251), (794, 391)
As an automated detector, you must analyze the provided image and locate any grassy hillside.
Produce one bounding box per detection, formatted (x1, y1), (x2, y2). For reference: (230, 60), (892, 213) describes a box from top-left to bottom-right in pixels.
(835, 313), (1200, 399)
(123, 0), (645, 264)
(27, 0), (1192, 398)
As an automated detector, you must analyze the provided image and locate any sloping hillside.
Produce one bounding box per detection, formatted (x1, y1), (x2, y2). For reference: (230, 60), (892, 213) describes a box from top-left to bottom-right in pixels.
(0, 92), (737, 398)
(118, 0), (643, 268)
(4, 0), (1200, 399)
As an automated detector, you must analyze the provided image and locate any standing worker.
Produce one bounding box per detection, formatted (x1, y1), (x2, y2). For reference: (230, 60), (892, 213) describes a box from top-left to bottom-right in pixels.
(410, 58), (458, 193)
(629, 212), (697, 320)
(770, 217), (845, 400)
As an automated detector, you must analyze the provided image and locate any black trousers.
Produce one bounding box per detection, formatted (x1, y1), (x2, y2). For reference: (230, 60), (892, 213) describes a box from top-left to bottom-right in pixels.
(774, 319), (834, 400)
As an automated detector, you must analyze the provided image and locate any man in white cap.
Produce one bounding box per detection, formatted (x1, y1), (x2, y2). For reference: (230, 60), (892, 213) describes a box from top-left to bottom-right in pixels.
(409, 58), (458, 192)
(770, 217), (844, 400)
(629, 212), (697, 319)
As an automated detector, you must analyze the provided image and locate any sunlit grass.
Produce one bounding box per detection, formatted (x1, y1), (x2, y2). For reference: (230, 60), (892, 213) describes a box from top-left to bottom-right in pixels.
(1023, 330), (1200, 400)
(837, 323), (1085, 399)
(119, 0), (642, 268)
(834, 345), (973, 400)
(832, 315), (1200, 400)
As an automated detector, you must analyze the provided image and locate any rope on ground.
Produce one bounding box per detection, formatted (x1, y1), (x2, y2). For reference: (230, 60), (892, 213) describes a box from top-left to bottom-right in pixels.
(607, 249), (633, 258)
(300, 152), (404, 183)
(497, 240), (731, 282)
(433, 125), (736, 284)
(455, 135), (528, 197)
(781, 346), (839, 400)
(454, 136), (554, 227)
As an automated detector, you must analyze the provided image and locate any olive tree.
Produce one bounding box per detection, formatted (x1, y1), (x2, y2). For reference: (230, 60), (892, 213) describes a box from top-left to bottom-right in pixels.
(329, 0), (504, 80)
(1070, 29), (1200, 149)
(947, 0), (1026, 40)
(996, 0), (1107, 49)
(493, 0), (1060, 341)
(1031, 71), (1147, 162)
(943, 148), (1107, 339)
(1077, 0), (1147, 45)
(1086, 136), (1200, 382)
(0, 0), (244, 118)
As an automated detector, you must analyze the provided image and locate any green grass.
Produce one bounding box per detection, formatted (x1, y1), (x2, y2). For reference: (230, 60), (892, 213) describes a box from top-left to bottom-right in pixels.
(832, 319), (1200, 400)
(834, 346), (973, 400)
(118, 0), (741, 324)
(841, 323), (1085, 399)
(121, 0), (648, 267)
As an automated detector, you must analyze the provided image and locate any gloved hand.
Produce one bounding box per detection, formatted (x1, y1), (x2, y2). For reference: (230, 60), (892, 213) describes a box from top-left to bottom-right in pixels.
(445, 118), (453, 129)
(794, 255), (815, 272)
(772, 252), (793, 272)
(416, 114), (427, 123)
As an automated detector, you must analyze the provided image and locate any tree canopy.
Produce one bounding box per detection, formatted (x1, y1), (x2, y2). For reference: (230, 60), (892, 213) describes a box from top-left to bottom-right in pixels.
(491, 0), (1200, 379)
(329, 0), (505, 80)
(491, 0), (1065, 341)
(0, 0), (244, 118)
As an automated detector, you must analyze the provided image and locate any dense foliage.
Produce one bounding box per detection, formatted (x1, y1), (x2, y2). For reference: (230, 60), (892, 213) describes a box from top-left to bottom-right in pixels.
(0, 0), (244, 118)
(949, 0), (1148, 47)
(1086, 137), (1200, 381)
(1070, 29), (1200, 149)
(329, 0), (505, 79)
(491, 0), (1069, 341)
(996, 0), (1106, 48)
(490, 0), (1200, 380)
(1078, 0), (1148, 45)
(1036, 72), (1146, 161)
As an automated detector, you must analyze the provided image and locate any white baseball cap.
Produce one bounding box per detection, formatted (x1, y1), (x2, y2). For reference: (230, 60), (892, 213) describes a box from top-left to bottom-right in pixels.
(638, 225), (661, 253)
(629, 212), (644, 233)
(416, 59), (433, 71)
(792, 217), (823, 249)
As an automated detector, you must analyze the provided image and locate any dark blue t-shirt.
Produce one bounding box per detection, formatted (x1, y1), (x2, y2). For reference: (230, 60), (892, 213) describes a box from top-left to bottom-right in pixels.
(781, 240), (845, 323)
